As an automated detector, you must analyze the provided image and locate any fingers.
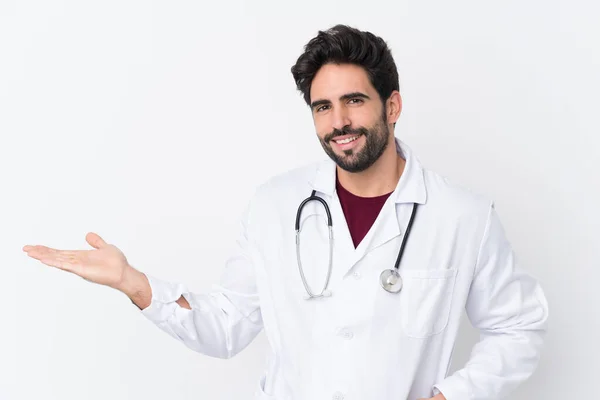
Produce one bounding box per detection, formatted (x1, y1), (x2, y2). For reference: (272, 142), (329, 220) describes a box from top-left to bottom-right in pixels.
(40, 256), (75, 272)
(23, 245), (81, 273)
(23, 232), (107, 254)
(86, 232), (107, 249)
(23, 245), (58, 260)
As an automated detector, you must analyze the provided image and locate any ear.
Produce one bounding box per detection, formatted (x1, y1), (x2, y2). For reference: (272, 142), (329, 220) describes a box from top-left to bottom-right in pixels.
(386, 90), (402, 125)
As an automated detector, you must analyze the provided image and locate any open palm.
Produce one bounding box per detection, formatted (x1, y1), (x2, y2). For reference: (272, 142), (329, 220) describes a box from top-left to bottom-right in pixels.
(23, 232), (130, 289)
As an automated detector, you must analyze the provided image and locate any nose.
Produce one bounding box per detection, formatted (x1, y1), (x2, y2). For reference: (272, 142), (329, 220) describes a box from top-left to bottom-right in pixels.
(331, 106), (351, 131)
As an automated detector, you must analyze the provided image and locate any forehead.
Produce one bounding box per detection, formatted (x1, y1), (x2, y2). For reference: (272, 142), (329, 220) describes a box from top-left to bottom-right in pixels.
(310, 63), (378, 101)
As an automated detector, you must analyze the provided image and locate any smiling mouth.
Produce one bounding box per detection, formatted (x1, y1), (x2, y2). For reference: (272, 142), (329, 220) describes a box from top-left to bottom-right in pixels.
(332, 134), (361, 145)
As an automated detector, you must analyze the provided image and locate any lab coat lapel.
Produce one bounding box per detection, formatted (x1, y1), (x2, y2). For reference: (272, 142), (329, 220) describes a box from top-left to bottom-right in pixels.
(307, 137), (427, 279)
(330, 189), (360, 275)
(354, 137), (428, 261)
(352, 197), (401, 267)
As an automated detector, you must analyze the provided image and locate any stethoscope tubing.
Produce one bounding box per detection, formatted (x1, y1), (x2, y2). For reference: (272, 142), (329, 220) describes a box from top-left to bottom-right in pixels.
(295, 189), (417, 299)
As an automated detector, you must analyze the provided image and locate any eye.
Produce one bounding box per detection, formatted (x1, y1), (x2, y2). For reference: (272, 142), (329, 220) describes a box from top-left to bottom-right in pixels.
(316, 105), (330, 112)
(348, 98), (363, 104)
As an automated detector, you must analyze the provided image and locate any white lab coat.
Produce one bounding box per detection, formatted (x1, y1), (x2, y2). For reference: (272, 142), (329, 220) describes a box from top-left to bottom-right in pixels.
(140, 138), (548, 400)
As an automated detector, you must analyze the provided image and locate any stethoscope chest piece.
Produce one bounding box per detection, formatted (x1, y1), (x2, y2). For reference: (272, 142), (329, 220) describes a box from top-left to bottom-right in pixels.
(380, 269), (403, 293)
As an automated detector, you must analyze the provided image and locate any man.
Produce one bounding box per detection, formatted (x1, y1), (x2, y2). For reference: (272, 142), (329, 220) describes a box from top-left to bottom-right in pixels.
(23, 24), (548, 400)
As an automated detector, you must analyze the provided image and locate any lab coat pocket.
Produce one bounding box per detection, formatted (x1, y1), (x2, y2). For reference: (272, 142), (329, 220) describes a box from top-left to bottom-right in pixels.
(400, 268), (458, 339)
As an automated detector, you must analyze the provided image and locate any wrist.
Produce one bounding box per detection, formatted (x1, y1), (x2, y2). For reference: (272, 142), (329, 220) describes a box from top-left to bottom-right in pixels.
(118, 266), (152, 309)
(118, 265), (146, 297)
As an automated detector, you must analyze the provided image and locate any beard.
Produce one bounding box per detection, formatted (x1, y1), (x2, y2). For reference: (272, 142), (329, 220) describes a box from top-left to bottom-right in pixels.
(319, 111), (390, 173)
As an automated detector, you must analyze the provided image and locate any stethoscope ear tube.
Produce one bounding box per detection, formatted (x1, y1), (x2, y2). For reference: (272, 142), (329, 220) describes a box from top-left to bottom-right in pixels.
(295, 190), (333, 231)
(295, 190), (334, 299)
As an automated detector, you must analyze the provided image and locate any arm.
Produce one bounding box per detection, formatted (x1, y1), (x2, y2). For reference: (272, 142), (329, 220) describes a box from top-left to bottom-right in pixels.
(119, 267), (190, 310)
(433, 203), (549, 400)
(124, 201), (264, 359)
(23, 197), (262, 359)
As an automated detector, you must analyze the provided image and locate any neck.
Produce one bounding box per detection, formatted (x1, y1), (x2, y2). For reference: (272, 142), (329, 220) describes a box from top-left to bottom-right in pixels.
(337, 136), (406, 198)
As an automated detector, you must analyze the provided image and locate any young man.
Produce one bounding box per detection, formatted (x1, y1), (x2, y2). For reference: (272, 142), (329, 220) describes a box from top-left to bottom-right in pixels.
(23, 24), (548, 400)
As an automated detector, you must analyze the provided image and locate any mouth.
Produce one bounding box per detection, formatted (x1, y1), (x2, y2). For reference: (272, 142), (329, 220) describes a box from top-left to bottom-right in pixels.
(331, 134), (362, 151)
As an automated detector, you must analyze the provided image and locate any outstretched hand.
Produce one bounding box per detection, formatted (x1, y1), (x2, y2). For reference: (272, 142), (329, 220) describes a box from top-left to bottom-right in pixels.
(23, 232), (131, 291)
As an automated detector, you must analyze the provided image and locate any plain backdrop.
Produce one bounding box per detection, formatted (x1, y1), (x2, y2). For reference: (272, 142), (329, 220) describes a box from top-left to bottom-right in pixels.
(1, 0), (598, 399)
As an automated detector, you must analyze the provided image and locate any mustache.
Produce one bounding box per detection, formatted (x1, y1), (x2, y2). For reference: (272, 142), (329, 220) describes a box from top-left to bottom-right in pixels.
(324, 126), (368, 143)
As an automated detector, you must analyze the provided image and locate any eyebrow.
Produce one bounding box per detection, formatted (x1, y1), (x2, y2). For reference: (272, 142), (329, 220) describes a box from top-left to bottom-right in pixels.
(310, 92), (371, 110)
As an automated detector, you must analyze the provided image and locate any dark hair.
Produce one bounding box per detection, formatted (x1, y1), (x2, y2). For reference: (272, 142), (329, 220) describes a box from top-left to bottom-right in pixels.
(290, 24), (399, 107)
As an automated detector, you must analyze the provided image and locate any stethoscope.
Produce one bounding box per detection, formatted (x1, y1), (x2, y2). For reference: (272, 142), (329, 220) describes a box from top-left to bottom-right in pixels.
(295, 189), (418, 300)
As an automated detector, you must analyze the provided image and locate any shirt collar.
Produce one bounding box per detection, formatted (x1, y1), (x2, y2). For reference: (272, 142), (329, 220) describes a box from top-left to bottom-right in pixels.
(308, 137), (427, 205)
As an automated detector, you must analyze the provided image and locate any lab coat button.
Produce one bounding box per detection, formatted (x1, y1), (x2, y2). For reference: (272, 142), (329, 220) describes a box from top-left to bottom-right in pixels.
(352, 271), (361, 279)
(332, 391), (344, 400)
(337, 328), (354, 339)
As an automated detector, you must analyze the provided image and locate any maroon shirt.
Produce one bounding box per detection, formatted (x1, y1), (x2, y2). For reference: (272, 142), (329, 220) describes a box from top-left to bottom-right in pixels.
(336, 174), (393, 248)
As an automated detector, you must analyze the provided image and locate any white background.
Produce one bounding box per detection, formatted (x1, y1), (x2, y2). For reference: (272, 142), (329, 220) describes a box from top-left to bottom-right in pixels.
(1, 0), (598, 399)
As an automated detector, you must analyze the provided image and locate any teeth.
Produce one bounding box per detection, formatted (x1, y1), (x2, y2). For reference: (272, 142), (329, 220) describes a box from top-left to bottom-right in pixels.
(336, 136), (359, 144)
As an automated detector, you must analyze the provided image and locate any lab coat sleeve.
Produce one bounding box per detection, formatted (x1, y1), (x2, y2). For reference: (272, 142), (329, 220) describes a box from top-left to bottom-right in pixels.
(433, 202), (549, 400)
(138, 199), (263, 359)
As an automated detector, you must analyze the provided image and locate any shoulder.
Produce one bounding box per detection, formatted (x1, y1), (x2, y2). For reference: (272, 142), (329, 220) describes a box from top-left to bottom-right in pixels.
(244, 160), (323, 214)
(421, 166), (493, 223)
(259, 161), (320, 193)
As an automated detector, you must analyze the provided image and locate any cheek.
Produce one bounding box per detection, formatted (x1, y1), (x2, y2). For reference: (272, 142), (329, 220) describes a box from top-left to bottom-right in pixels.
(353, 108), (378, 127)
(313, 118), (331, 138)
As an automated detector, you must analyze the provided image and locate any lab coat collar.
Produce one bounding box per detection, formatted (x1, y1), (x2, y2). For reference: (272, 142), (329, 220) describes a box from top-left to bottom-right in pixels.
(309, 137), (427, 205)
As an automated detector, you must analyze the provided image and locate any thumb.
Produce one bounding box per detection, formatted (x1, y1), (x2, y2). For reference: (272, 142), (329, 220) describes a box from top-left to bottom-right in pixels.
(86, 232), (107, 249)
